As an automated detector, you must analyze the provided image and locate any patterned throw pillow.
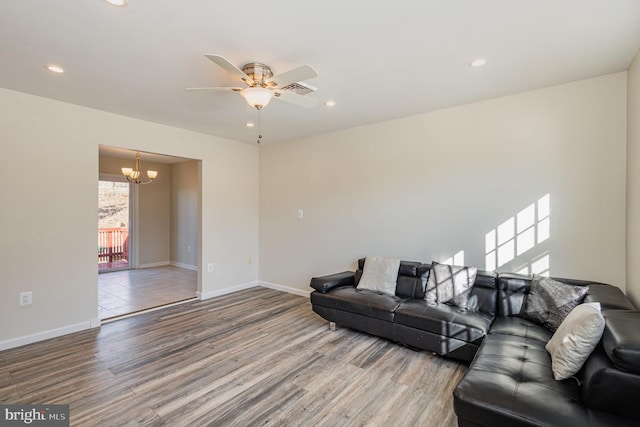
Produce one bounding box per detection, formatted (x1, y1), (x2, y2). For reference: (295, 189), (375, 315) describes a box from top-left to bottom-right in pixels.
(425, 262), (477, 309)
(523, 275), (589, 331)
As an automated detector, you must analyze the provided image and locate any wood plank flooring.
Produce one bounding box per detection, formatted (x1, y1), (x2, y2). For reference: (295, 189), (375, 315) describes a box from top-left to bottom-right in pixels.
(98, 266), (197, 319)
(0, 288), (466, 426)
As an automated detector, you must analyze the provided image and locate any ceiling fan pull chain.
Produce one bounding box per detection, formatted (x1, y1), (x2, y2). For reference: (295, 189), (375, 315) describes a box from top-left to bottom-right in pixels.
(257, 108), (263, 144)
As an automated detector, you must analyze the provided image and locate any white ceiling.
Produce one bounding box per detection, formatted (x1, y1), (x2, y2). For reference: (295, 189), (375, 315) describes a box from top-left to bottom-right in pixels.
(1, 1), (639, 145)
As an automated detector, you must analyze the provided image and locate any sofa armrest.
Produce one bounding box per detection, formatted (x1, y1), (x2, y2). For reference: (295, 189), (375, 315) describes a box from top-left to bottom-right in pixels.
(310, 271), (355, 293)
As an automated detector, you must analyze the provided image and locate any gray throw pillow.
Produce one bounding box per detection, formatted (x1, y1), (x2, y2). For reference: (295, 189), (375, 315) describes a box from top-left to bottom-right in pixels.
(356, 256), (401, 296)
(523, 275), (589, 331)
(425, 262), (477, 309)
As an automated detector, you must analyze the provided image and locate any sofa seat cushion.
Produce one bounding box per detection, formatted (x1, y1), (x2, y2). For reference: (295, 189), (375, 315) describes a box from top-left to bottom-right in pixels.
(394, 300), (493, 344)
(454, 332), (637, 426)
(489, 316), (553, 343)
(310, 287), (404, 322)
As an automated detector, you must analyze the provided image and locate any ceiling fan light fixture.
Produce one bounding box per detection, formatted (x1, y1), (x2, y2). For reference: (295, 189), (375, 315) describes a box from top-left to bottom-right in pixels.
(241, 87), (274, 110)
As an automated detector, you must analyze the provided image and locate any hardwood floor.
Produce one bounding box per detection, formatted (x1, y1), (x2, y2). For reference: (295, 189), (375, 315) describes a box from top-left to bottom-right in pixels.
(98, 266), (197, 319)
(0, 288), (466, 426)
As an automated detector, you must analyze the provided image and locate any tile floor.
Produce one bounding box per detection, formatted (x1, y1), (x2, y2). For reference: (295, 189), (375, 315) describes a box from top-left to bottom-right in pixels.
(98, 265), (197, 320)
(98, 258), (129, 272)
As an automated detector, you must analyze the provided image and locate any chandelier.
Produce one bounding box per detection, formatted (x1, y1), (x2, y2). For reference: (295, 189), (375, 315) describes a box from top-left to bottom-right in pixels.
(121, 152), (157, 184)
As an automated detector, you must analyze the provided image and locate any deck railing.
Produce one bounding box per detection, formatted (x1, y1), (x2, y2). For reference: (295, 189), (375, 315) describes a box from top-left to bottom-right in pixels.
(98, 227), (129, 265)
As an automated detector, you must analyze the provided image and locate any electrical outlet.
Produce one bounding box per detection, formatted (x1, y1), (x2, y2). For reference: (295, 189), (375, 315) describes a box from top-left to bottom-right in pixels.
(297, 209), (304, 219)
(19, 291), (32, 306)
(208, 263), (214, 272)
(187, 246), (191, 253)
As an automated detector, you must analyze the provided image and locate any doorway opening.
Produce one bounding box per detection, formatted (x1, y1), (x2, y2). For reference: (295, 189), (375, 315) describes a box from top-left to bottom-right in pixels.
(98, 178), (131, 272)
(97, 146), (200, 321)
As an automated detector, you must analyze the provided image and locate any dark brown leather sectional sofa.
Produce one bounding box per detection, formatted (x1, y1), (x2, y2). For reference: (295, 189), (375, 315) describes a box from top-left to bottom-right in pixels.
(309, 258), (640, 426)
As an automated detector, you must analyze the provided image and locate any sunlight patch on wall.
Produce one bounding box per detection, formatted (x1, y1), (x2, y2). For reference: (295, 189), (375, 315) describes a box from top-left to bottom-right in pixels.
(442, 250), (465, 266)
(486, 194), (550, 275)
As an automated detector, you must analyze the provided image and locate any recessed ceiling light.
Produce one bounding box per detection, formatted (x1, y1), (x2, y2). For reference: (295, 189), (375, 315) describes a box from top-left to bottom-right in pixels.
(245, 122), (255, 128)
(324, 100), (336, 107)
(469, 58), (487, 68)
(45, 65), (64, 74)
(104, 0), (128, 6)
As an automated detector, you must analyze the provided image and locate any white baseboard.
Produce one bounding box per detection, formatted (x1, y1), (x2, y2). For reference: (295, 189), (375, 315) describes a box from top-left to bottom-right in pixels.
(0, 320), (95, 351)
(197, 281), (259, 300)
(0, 282), (308, 351)
(138, 261), (171, 269)
(170, 261), (198, 271)
(197, 281), (310, 300)
(90, 317), (101, 328)
(259, 281), (311, 297)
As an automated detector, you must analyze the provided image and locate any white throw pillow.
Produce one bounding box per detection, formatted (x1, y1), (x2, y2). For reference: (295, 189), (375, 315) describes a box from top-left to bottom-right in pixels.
(545, 302), (605, 380)
(356, 256), (401, 296)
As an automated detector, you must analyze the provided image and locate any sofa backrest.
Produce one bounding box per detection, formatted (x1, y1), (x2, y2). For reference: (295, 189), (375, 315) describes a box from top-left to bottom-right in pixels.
(355, 258), (498, 315)
(496, 273), (531, 317)
(468, 269), (499, 316)
(496, 273), (634, 317)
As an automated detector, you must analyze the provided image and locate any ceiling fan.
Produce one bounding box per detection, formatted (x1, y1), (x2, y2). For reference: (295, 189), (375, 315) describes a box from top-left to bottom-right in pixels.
(186, 54), (319, 110)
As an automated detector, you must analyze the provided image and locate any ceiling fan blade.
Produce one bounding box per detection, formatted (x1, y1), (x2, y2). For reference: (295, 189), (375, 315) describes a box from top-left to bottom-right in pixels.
(205, 54), (255, 85)
(185, 86), (242, 92)
(273, 91), (317, 108)
(267, 64), (318, 88)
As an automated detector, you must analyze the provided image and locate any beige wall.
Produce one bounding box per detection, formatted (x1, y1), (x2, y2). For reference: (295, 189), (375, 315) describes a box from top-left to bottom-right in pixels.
(170, 160), (199, 268)
(0, 88), (259, 347)
(136, 160), (171, 267)
(0, 68), (633, 348)
(260, 73), (628, 293)
(627, 50), (640, 307)
(99, 155), (171, 267)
